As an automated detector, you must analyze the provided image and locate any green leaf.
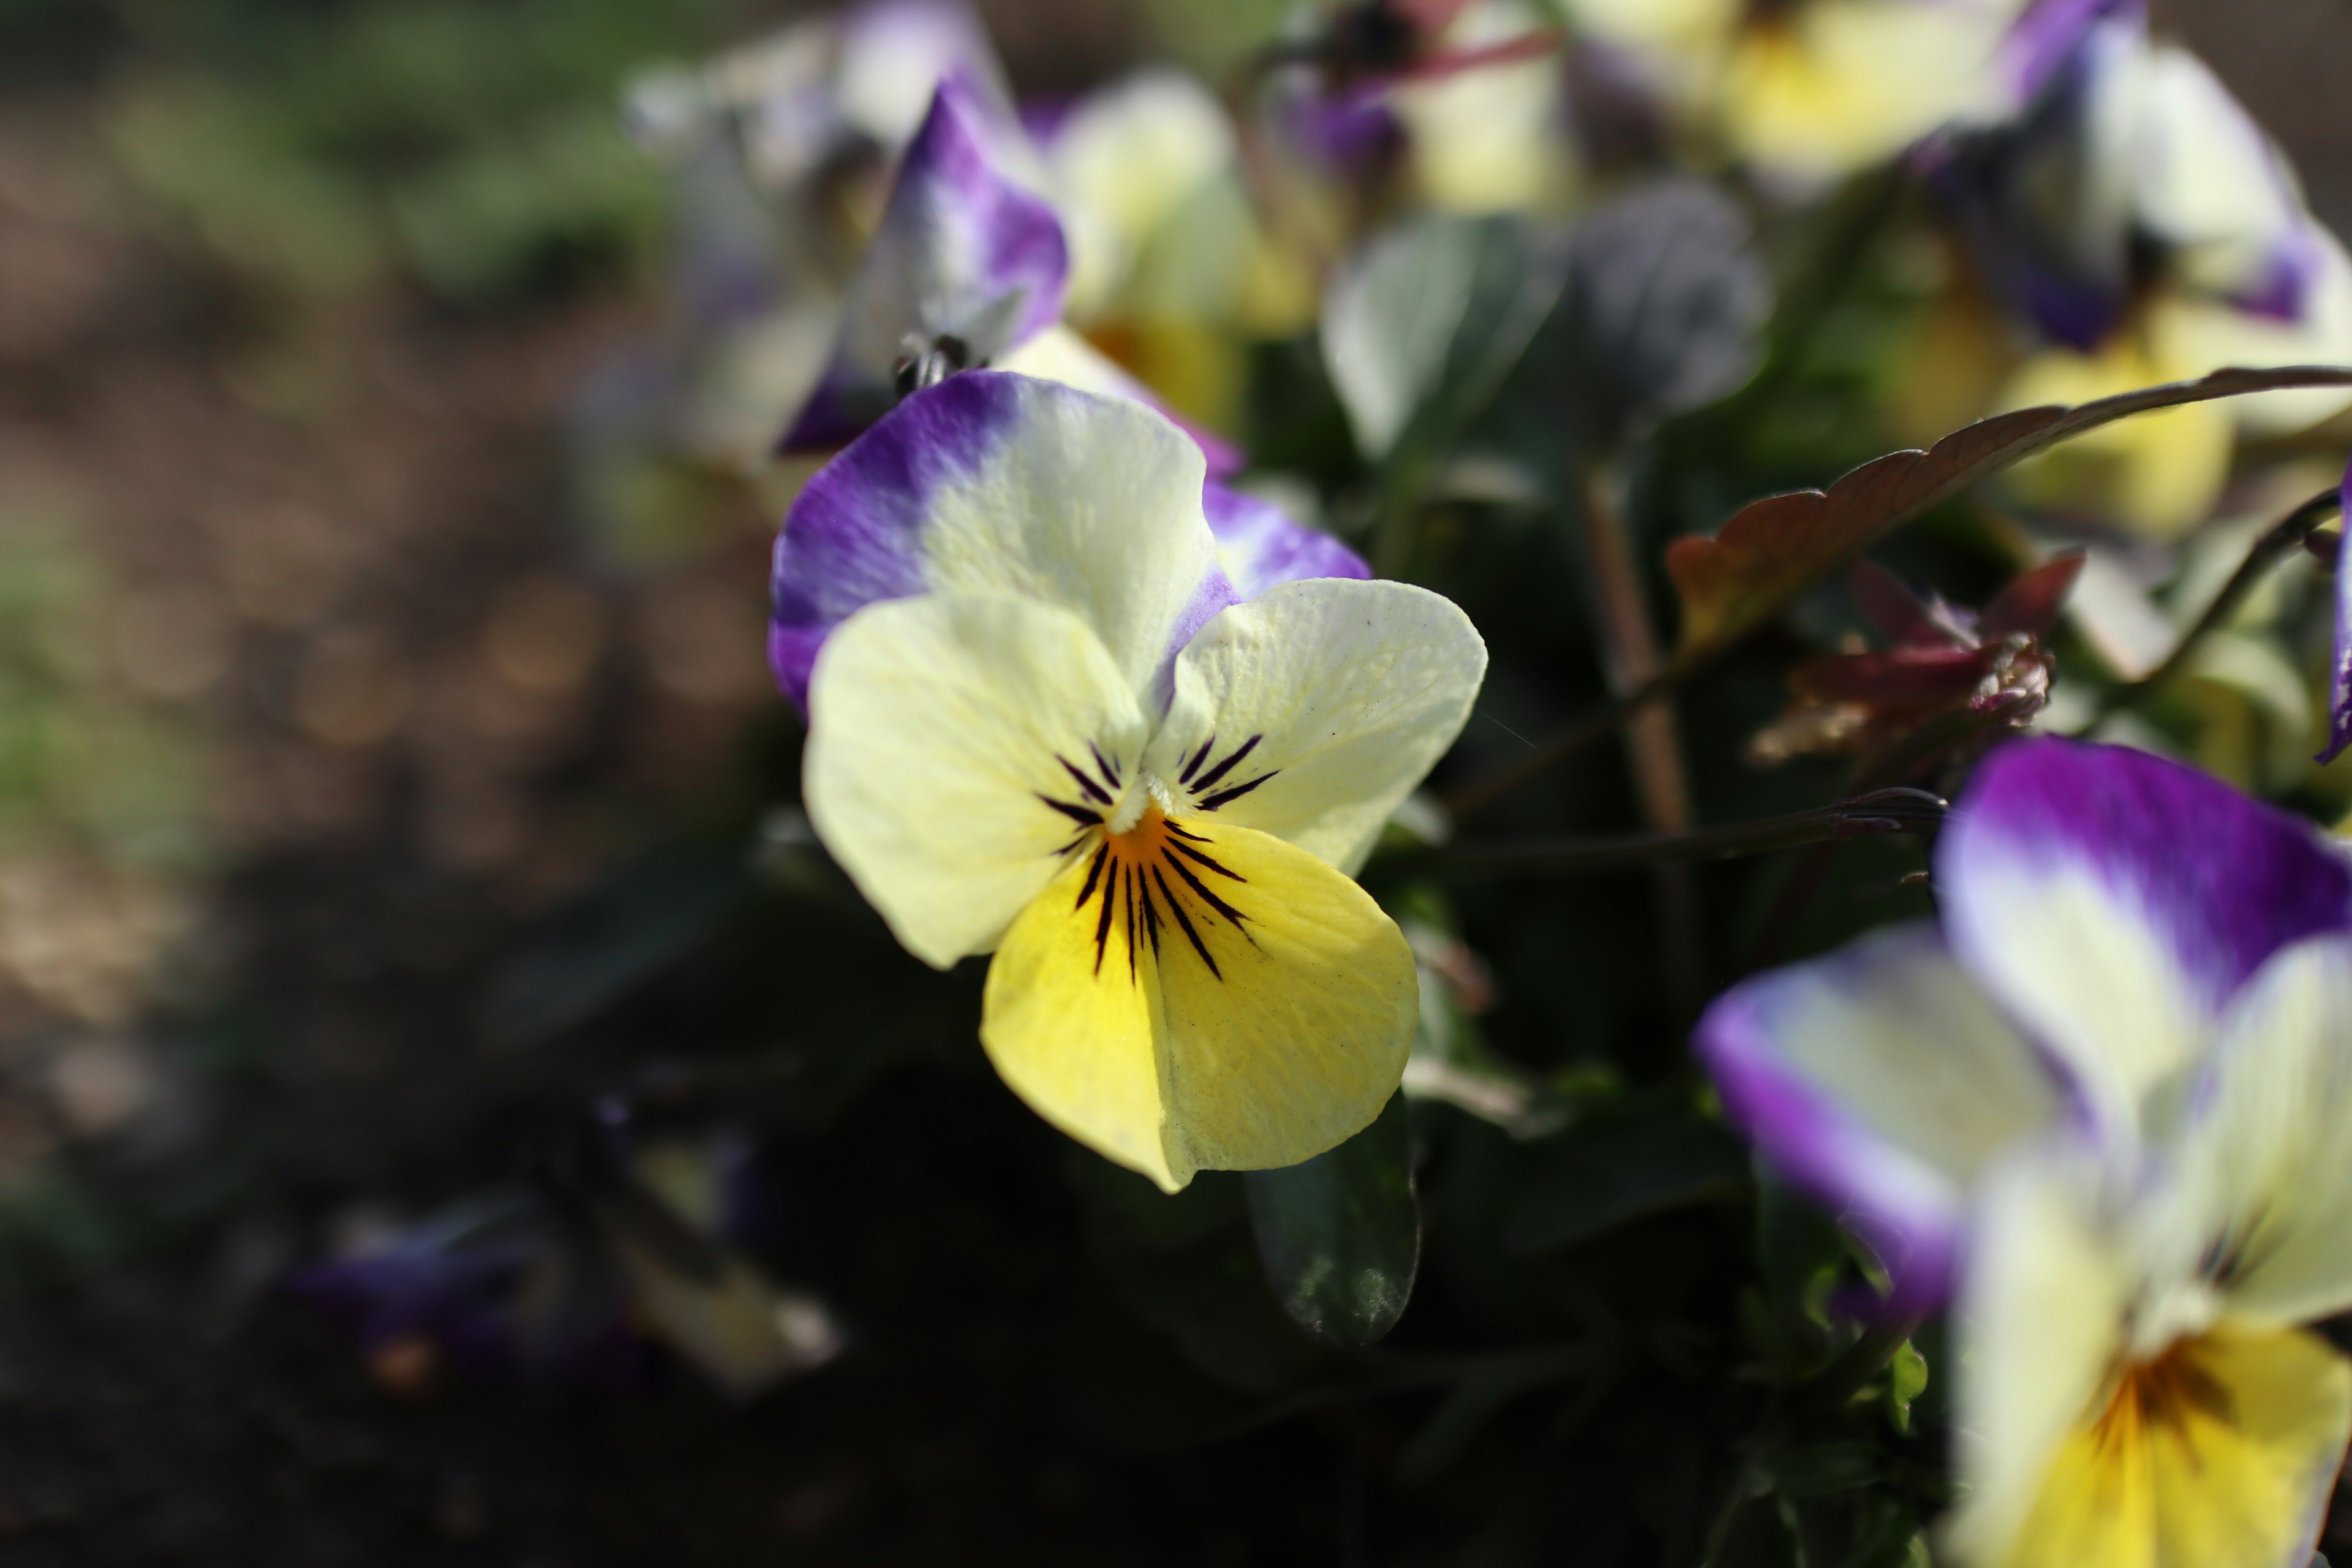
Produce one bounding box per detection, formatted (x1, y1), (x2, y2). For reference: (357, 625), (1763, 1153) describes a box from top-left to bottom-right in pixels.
(1321, 215), (1489, 461)
(1883, 1340), (1929, 1434)
(1505, 1112), (1747, 1254)
(1243, 1091), (1420, 1349)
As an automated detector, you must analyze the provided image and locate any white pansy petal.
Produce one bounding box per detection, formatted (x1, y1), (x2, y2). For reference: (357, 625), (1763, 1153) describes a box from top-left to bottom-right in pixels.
(2169, 936), (2352, 1327)
(1697, 923), (2063, 1309)
(1938, 739), (2352, 1147)
(1145, 579), (1487, 874)
(804, 593), (1148, 968)
(1943, 1151), (2132, 1568)
(772, 372), (1226, 707)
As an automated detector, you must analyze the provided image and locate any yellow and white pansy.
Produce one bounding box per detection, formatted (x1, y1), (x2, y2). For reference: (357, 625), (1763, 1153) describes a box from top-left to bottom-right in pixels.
(1562, 0), (2033, 186)
(1934, 9), (2352, 537)
(775, 371), (1486, 1189)
(1700, 738), (2352, 1567)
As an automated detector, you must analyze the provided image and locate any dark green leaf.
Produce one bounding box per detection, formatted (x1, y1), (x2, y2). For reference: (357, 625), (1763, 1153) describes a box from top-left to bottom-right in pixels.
(1244, 1091), (1420, 1349)
(1505, 1112), (1747, 1254)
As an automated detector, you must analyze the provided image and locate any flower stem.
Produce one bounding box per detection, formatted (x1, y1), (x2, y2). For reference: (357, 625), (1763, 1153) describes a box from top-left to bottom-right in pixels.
(2090, 485), (2343, 723)
(1382, 788), (1945, 882)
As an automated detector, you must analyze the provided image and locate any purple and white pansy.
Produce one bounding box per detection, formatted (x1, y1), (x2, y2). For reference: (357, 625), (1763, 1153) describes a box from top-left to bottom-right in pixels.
(768, 371), (1366, 711)
(778, 72), (1245, 474)
(1704, 737), (2352, 1568)
(1697, 737), (2352, 1308)
(780, 71), (1066, 451)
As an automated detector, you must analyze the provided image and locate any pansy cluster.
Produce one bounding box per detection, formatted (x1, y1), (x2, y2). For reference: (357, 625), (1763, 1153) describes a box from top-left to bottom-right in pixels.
(569, 0), (2352, 1556)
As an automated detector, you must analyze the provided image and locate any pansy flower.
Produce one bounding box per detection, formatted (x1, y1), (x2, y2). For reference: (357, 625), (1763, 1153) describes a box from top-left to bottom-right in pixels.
(1698, 738), (2352, 1566)
(781, 373), (1485, 1189)
(1265, 0), (1576, 219)
(1561, 0), (2038, 187)
(778, 70), (1250, 480)
(1929, 6), (2352, 536)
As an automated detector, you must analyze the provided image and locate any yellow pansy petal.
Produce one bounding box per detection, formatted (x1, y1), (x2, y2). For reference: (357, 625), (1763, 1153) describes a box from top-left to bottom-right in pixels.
(1147, 579), (1487, 875)
(805, 593), (1147, 968)
(1995, 336), (2236, 539)
(1722, 2), (2016, 184)
(1991, 1326), (2352, 1568)
(981, 812), (1416, 1192)
(1948, 1155), (2132, 1568)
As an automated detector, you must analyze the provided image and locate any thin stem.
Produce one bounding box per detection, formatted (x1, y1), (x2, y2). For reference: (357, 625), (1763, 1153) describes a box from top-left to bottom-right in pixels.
(2091, 486), (2343, 723)
(1380, 788), (1945, 883)
(1577, 457), (1703, 1010)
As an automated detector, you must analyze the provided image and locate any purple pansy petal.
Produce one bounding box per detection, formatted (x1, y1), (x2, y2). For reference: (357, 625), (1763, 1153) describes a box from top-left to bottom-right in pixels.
(1203, 484), (1371, 600)
(2325, 454), (2352, 765)
(771, 371), (1027, 704)
(1939, 739), (2352, 1132)
(772, 371), (1225, 710)
(780, 72), (1068, 454)
(1698, 924), (2065, 1310)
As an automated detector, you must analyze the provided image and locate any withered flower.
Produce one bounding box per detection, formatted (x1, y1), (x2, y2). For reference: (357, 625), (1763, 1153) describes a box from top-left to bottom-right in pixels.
(1747, 553), (2082, 768)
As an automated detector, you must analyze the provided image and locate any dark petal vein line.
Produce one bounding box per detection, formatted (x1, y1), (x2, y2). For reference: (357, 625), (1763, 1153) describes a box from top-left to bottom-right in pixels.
(1152, 866), (1222, 980)
(1058, 756), (1114, 807)
(1199, 771), (1278, 812)
(1189, 734), (1263, 794)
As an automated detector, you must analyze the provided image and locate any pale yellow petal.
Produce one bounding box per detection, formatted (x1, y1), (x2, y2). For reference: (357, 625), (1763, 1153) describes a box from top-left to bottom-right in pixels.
(1722, 2), (2016, 184)
(804, 593), (1147, 968)
(1995, 336), (2237, 539)
(2166, 937), (2352, 1328)
(981, 811), (1416, 1191)
(1147, 579), (1487, 875)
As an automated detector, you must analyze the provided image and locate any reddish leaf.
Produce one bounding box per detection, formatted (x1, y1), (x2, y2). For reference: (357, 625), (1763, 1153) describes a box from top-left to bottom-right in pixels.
(1791, 646), (1994, 707)
(1849, 559), (1936, 644)
(1664, 366), (2352, 652)
(1980, 551), (2086, 640)
(1400, 26), (1565, 81)
(1392, 0), (1478, 32)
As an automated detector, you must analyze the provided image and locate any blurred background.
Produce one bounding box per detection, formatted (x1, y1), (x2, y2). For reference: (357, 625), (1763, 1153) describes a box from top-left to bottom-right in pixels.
(0, 0), (2347, 1562)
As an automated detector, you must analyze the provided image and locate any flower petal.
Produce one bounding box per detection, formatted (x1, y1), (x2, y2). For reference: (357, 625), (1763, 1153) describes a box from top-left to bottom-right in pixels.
(782, 74), (1066, 451)
(1202, 484), (1370, 600)
(994, 323), (1248, 476)
(1696, 923), (2062, 1308)
(1959, 1322), (2352, 1568)
(1721, 0), (2019, 186)
(981, 813), (1417, 1191)
(1943, 1152), (2132, 1568)
(770, 371), (1224, 709)
(803, 593), (1148, 968)
(1146, 578), (1487, 875)
(1939, 739), (2352, 1147)
(2163, 935), (2352, 1327)
(2327, 451), (2352, 765)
